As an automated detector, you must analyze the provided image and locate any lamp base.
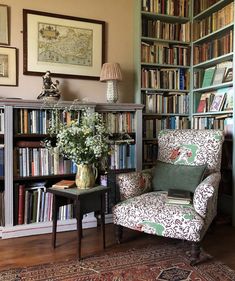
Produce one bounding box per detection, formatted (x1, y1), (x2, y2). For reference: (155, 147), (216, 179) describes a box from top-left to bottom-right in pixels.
(106, 80), (118, 103)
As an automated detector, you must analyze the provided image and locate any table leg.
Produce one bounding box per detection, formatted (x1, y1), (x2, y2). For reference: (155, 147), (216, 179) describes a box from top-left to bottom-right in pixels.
(75, 198), (82, 260)
(101, 193), (106, 249)
(52, 194), (59, 249)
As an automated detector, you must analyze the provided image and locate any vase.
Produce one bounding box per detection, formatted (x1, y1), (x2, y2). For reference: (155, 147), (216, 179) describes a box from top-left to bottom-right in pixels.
(75, 164), (98, 189)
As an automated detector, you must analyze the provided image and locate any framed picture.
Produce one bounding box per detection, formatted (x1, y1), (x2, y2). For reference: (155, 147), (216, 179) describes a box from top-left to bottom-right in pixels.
(0, 5), (9, 45)
(23, 9), (105, 80)
(0, 47), (17, 86)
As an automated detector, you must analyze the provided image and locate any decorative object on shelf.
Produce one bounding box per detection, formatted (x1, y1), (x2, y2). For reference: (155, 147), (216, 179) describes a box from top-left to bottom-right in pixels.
(37, 71), (61, 101)
(44, 107), (111, 189)
(100, 62), (122, 103)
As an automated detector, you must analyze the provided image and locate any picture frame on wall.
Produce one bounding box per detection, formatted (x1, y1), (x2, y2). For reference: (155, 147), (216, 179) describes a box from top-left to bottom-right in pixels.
(0, 5), (9, 45)
(0, 47), (17, 86)
(23, 9), (105, 80)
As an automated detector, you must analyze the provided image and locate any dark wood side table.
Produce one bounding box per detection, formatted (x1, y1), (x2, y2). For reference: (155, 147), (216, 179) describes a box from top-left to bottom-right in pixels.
(47, 185), (110, 260)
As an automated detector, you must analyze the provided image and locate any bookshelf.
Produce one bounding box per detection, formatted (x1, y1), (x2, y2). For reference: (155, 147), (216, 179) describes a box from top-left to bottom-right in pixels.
(0, 100), (143, 239)
(135, 0), (235, 223)
(135, 0), (191, 168)
(191, 0), (234, 222)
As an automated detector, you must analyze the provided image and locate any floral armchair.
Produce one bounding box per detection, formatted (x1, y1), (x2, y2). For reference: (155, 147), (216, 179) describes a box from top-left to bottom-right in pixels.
(112, 129), (224, 265)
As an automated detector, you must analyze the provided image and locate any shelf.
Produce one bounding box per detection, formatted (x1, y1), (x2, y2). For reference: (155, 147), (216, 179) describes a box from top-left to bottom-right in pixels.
(141, 12), (190, 23)
(193, 82), (233, 93)
(141, 62), (190, 69)
(143, 113), (189, 117)
(192, 110), (233, 116)
(193, 53), (233, 69)
(13, 173), (76, 182)
(141, 36), (190, 45)
(193, 23), (234, 45)
(141, 88), (189, 93)
(193, 0), (234, 20)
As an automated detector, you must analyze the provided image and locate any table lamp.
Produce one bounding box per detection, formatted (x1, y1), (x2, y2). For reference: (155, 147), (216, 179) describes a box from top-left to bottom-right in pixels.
(100, 63), (122, 103)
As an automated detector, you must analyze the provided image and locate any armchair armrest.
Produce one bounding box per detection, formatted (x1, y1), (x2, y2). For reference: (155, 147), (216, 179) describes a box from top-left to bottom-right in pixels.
(116, 169), (152, 201)
(193, 172), (221, 218)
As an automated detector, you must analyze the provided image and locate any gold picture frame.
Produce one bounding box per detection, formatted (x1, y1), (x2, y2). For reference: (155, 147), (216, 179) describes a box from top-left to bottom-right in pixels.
(23, 9), (105, 80)
(0, 47), (17, 86)
(0, 5), (9, 45)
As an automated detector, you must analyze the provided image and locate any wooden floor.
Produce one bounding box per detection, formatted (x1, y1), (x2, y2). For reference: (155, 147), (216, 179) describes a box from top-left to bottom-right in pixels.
(0, 222), (235, 271)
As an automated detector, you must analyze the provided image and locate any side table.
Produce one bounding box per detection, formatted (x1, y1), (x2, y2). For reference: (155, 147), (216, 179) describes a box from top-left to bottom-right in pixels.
(47, 185), (110, 260)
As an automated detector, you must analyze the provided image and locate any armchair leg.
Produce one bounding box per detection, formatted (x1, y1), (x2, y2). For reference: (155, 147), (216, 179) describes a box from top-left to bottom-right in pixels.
(115, 225), (123, 244)
(190, 242), (201, 266)
(190, 241), (213, 266)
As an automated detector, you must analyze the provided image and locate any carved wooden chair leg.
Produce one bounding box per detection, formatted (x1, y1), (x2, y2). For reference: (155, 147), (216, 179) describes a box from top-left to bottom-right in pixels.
(115, 225), (123, 244)
(190, 241), (201, 266)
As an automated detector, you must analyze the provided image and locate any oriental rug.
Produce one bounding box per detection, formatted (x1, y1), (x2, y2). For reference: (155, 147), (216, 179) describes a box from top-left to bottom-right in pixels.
(0, 242), (235, 281)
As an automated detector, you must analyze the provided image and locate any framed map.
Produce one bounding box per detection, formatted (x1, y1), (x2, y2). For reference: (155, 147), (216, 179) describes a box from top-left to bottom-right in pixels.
(23, 9), (105, 80)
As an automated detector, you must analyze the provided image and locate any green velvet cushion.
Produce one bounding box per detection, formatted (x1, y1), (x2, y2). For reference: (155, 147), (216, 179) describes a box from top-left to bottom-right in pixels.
(152, 160), (207, 193)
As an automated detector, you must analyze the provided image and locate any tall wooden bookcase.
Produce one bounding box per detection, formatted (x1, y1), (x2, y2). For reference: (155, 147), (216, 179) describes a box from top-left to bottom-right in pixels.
(134, 0), (235, 224)
(0, 100), (143, 238)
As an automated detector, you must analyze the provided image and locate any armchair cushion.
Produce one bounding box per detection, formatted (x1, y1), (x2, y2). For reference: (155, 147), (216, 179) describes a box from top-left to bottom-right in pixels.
(152, 160), (207, 193)
(117, 170), (152, 201)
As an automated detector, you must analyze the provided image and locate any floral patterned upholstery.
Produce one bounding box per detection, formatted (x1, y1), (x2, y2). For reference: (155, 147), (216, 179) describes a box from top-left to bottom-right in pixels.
(113, 129), (224, 242)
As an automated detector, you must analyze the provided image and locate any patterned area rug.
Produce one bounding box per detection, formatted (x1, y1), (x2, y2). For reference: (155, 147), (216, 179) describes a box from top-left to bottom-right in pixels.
(0, 242), (235, 281)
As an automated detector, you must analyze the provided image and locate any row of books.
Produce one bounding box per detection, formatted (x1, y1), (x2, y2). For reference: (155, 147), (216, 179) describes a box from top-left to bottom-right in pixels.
(14, 183), (75, 225)
(193, 116), (233, 137)
(14, 108), (81, 135)
(194, 61), (233, 89)
(142, 0), (189, 17)
(0, 109), (4, 134)
(144, 92), (189, 114)
(142, 19), (190, 42)
(143, 116), (190, 139)
(143, 141), (158, 163)
(141, 42), (190, 66)
(194, 0), (220, 16)
(109, 143), (136, 170)
(193, 31), (233, 65)
(141, 68), (189, 90)
(102, 112), (135, 134)
(196, 87), (233, 113)
(14, 147), (77, 177)
(193, 2), (234, 41)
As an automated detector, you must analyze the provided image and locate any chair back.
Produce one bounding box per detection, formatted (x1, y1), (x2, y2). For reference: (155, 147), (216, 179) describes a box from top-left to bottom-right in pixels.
(158, 129), (224, 173)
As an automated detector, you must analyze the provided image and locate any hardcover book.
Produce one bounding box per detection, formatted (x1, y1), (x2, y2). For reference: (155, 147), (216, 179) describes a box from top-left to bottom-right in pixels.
(52, 180), (75, 189)
(166, 188), (191, 205)
(201, 67), (215, 88)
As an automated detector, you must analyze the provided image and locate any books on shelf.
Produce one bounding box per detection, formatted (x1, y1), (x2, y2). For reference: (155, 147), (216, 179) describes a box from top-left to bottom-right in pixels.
(212, 62), (231, 85)
(201, 67), (215, 88)
(166, 188), (192, 205)
(197, 92), (215, 113)
(209, 88), (227, 112)
(52, 180), (76, 189)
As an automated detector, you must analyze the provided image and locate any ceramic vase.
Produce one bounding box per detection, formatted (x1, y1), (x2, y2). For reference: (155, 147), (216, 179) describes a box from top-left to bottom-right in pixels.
(75, 164), (97, 189)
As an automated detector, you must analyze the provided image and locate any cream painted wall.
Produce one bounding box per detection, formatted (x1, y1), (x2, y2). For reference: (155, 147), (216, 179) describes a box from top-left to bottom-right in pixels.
(0, 0), (134, 102)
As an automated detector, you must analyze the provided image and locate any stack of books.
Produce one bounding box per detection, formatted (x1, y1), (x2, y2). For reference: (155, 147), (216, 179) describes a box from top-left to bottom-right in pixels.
(166, 188), (192, 205)
(52, 180), (76, 189)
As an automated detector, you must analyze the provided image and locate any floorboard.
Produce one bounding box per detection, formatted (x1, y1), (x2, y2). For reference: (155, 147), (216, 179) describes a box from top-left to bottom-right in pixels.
(0, 223), (234, 270)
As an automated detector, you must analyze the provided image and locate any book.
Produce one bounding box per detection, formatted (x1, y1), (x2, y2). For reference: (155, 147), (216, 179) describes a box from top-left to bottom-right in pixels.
(210, 89), (227, 112)
(52, 180), (75, 189)
(224, 87), (233, 110)
(201, 67), (215, 88)
(197, 92), (214, 113)
(166, 188), (192, 205)
(223, 67), (233, 83)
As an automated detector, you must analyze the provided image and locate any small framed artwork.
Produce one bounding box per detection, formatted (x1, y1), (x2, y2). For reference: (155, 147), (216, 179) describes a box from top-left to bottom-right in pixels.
(23, 9), (105, 80)
(0, 47), (17, 86)
(0, 5), (9, 45)
(223, 67), (233, 83)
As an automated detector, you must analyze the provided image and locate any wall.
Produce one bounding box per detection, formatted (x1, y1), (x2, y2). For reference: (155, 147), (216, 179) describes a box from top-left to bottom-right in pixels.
(0, 0), (134, 102)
